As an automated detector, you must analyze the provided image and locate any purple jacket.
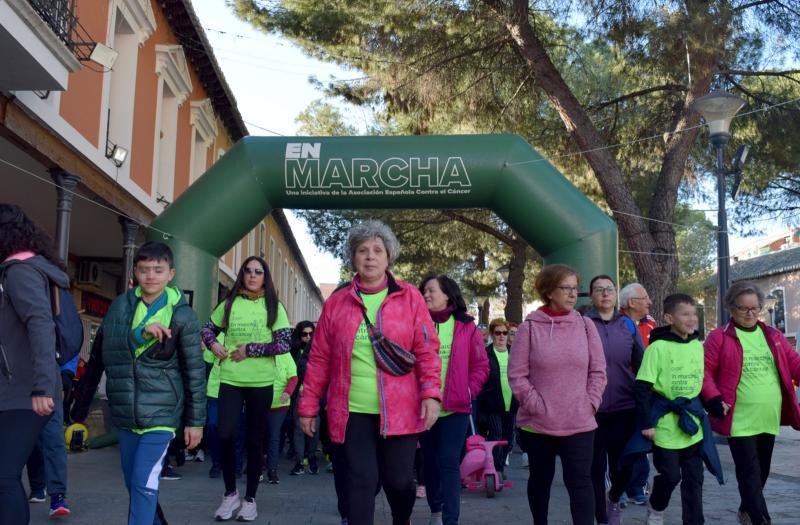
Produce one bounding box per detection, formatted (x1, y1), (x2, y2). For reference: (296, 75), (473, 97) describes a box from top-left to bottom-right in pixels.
(434, 312), (489, 414)
(584, 308), (644, 413)
(509, 308), (607, 437)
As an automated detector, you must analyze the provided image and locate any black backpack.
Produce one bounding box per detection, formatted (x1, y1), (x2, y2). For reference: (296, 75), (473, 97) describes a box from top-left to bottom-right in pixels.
(0, 260), (84, 367)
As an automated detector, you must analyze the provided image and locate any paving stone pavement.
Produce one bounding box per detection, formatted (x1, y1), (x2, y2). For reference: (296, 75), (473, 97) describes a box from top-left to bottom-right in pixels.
(28, 429), (800, 524)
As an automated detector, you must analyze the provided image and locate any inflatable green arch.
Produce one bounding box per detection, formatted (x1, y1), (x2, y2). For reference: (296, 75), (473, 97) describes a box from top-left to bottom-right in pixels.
(149, 134), (617, 319)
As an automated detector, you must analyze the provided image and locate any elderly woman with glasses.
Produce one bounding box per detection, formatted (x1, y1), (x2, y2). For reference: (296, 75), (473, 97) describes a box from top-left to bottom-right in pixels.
(508, 264), (607, 525)
(702, 281), (800, 525)
(298, 220), (441, 525)
(584, 275), (645, 525)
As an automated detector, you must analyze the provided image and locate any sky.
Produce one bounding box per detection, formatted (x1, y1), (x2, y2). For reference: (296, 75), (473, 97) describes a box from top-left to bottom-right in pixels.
(191, 1), (789, 284)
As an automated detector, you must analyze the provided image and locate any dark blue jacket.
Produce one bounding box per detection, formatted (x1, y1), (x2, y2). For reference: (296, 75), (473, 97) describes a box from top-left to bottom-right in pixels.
(622, 393), (724, 485)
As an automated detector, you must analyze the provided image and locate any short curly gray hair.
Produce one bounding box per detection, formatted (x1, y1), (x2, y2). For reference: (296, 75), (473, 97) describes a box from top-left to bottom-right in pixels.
(345, 220), (400, 270)
(724, 281), (765, 313)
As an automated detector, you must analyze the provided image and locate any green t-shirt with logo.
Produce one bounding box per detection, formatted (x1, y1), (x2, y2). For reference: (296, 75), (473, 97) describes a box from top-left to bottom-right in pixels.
(731, 327), (781, 437)
(636, 336), (704, 449)
(210, 296), (290, 388)
(495, 348), (512, 412)
(436, 316), (455, 417)
(271, 352), (298, 409)
(349, 289), (388, 414)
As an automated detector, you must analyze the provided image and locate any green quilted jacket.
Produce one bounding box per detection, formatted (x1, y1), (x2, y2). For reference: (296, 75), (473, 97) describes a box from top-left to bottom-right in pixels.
(100, 287), (206, 430)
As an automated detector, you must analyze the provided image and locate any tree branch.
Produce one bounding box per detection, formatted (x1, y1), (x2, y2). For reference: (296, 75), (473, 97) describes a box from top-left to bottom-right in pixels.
(734, 0), (777, 12)
(441, 210), (516, 245)
(588, 84), (689, 112)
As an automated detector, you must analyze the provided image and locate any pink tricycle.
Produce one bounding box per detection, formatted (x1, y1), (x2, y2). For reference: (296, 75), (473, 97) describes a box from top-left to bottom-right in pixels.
(460, 434), (511, 498)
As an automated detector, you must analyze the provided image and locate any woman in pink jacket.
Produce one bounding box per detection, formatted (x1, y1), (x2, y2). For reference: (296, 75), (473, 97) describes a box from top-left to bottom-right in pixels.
(298, 220), (442, 525)
(508, 264), (607, 525)
(419, 274), (489, 525)
(702, 281), (800, 525)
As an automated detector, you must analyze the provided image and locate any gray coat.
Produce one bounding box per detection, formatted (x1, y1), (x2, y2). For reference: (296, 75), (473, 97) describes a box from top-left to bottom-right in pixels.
(0, 255), (67, 411)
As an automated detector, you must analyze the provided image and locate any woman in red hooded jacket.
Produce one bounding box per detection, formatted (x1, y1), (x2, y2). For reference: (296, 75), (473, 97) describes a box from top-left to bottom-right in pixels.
(298, 220), (442, 525)
(702, 281), (800, 525)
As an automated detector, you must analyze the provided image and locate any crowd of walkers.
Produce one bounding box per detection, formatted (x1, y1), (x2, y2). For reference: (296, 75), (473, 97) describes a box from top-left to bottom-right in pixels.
(2, 205), (800, 525)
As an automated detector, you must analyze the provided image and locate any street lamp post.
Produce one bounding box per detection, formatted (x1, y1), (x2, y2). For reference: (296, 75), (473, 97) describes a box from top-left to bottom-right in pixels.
(690, 90), (746, 326)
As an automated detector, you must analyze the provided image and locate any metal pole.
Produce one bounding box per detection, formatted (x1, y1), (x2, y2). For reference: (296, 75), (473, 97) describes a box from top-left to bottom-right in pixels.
(713, 137), (730, 326)
(118, 217), (139, 293)
(49, 169), (81, 264)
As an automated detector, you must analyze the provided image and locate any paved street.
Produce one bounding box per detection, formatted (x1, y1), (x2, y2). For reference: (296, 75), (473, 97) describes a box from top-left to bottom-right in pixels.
(28, 429), (800, 524)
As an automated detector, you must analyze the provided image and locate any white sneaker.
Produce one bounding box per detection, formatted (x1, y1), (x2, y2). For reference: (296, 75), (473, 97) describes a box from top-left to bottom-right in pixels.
(236, 499), (257, 521)
(214, 491), (241, 521)
(521, 452), (529, 468)
(505, 453), (510, 467)
(195, 449), (205, 462)
(646, 505), (664, 525)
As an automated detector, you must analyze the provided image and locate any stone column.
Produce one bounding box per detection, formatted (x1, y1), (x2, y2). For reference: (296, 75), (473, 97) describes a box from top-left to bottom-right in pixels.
(49, 169), (81, 264)
(118, 217), (139, 294)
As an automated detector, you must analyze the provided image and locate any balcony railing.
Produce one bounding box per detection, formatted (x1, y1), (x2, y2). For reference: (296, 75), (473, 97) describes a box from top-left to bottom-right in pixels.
(26, 0), (78, 51)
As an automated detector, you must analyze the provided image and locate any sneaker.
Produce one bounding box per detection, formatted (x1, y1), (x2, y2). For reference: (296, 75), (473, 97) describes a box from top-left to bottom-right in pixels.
(214, 491), (241, 521)
(504, 453), (510, 466)
(607, 498), (622, 525)
(646, 505), (664, 525)
(236, 498), (257, 521)
(429, 511), (442, 525)
(49, 494), (71, 517)
(194, 449), (205, 462)
(416, 484), (426, 498)
(326, 461), (334, 473)
(618, 493), (628, 508)
(633, 494), (649, 505)
(29, 490), (47, 503)
(209, 464), (222, 478)
(521, 452), (529, 468)
(737, 511), (753, 525)
(160, 465), (181, 480)
(308, 456), (319, 475)
(184, 450), (196, 462)
(290, 462), (305, 475)
(267, 469), (279, 484)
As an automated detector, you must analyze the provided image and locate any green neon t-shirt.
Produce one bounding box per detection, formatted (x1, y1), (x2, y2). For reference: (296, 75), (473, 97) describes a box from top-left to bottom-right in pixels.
(130, 286), (181, 358)
(731, 327), (781, 437)
(271, 352), (298, 409)
(495, 348), (512, 412)
(349, 289), (388, 414)
(436, 316), (455, 417)
(636, 336), (704, 449)
(210, 296), (290, 388)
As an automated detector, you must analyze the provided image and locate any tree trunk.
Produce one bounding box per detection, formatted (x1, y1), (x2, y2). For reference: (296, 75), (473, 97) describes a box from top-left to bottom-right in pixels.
(504, 239), (528, 323)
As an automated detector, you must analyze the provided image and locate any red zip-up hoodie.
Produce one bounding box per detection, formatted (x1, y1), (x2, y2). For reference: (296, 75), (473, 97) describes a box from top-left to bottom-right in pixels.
(298, 273), (441, 443)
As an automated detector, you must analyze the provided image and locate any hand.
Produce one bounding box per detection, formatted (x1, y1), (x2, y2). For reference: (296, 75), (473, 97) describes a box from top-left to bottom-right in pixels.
(280, 392), (291, 404)
(230, 345), (248, 362)
(722, 401), (731, 416)
(210, 342), (228, 361)
(144, 323), (172, 342)
(184, 427), (203, 450)
(32, 396), (54, 416)
(420, 398), (440, 430)
(299, 416), (316, 437)
(641, 428), (656, 441)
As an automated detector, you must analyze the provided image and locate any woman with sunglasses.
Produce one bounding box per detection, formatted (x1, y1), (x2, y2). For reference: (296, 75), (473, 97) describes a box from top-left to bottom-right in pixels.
(290, 321), (320, 476)
(476, 318), (515, 479)
(419, 275), (488, 525)
(508, 264), (606, 525)
(584, 275), (644, 525)
(702, 281), (800, 525)
(202, 257), (292, 521)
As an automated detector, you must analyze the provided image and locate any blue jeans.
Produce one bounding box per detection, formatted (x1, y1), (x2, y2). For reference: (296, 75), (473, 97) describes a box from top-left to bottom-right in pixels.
(26, 398), (68, 495)
(420, 413), (469, 525)
(265, 409), (288, 470)
(627, 454), (650, 497)
(206, 398), (245, 471)
(119, 429), (172, 525)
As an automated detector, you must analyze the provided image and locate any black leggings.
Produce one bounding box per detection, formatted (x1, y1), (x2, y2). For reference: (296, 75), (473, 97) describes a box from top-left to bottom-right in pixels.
(217, 383), (273, 499)
(344, 413), (418, 525)
(729, 433), (775, 524)
(519, 429), (595, 525)
(0, 409), (48, 525)
(591, 409), (637, 522)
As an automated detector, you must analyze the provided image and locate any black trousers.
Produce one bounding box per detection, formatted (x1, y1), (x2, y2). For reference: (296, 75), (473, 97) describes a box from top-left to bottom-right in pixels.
(590, 409), (637, 522)
(481, 411), (514, 473)
(217, 383), (273, 499)
(343, 413), (418, 525)
(728, 433), (775, 525)
(650, 442), (704, 525)
(0, 409), (48, 525)
(519, 430), (595, 525)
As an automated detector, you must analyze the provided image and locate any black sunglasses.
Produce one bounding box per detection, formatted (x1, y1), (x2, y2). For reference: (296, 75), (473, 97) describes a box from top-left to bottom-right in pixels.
(244, 267), (265, 275)
(301, 331), (313, 337)
(493, 330), (508, 336)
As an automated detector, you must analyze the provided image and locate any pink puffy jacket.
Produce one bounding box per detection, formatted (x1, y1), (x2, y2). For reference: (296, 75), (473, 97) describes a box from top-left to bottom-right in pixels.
(702, 321), (800, 436)
(298, 274), (441, 443)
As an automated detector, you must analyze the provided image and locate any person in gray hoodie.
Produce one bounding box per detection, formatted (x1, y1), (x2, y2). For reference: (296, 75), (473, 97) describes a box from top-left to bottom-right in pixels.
(0, 204), (66, 525)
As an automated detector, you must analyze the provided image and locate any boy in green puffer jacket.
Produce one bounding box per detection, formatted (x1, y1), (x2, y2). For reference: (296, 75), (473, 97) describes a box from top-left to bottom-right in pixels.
(72, 241), (206, 525)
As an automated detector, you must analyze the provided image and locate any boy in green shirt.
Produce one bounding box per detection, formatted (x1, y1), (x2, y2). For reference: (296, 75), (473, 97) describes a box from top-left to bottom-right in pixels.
(634, 293), (704, 525)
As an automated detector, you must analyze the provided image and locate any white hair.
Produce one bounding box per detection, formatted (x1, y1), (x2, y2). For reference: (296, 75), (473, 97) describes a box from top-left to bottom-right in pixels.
(345, 220), (400, 270)
(619, 283), (646, 310)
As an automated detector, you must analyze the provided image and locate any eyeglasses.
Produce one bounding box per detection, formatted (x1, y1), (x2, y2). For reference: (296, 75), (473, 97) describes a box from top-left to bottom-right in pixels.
(631, 296), (650, 301)
(244, 267), (265, 275)
(301, 331), (314, 337)
(493, 331), (508, 336)
(592, 287), (616, 295)
(734, 305), (761, 314)
(556, 286), (579, 294)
